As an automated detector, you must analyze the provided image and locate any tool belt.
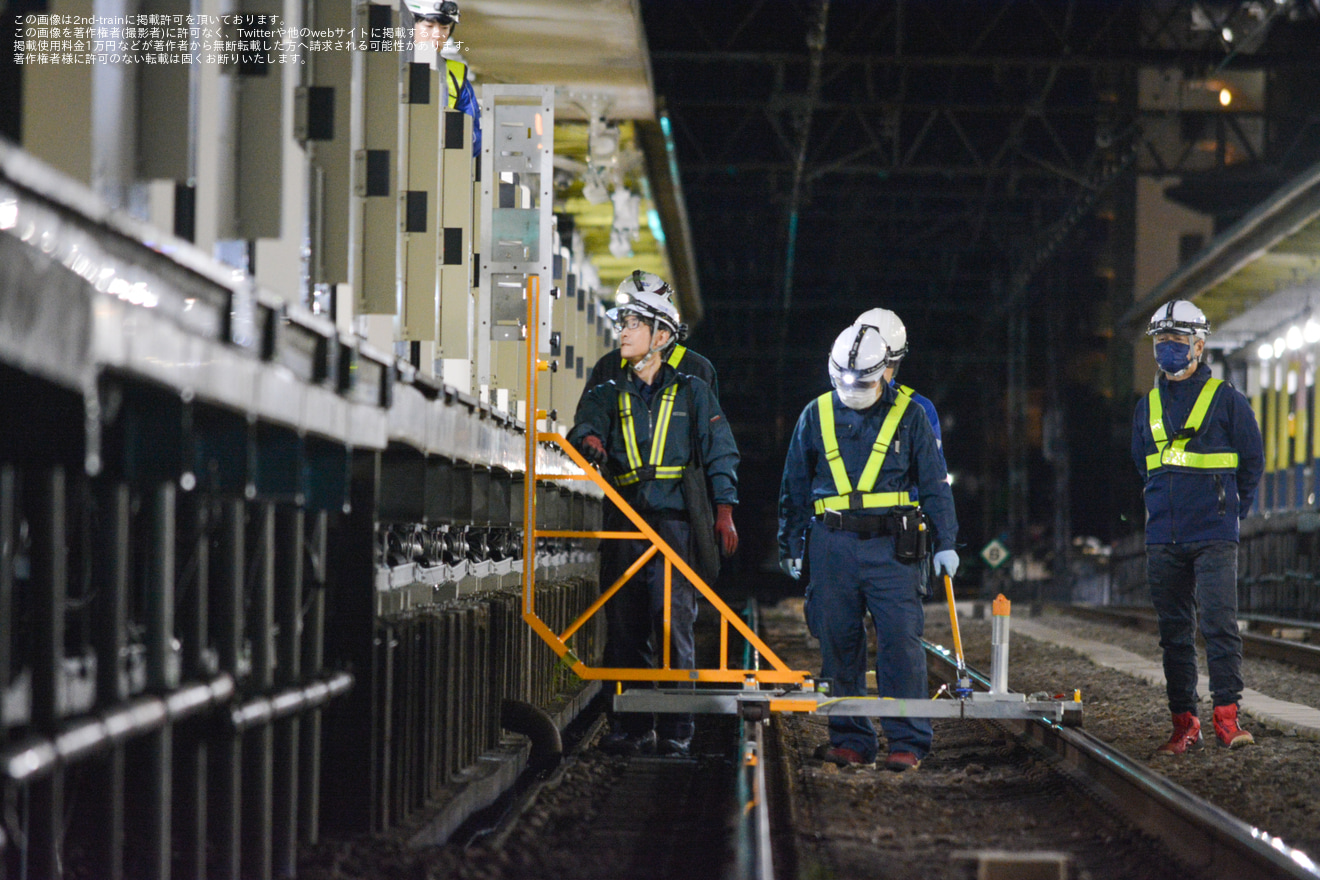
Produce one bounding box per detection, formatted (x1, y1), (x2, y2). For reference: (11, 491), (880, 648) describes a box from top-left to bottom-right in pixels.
(819, 506), (930, 562)
(820, 509), (894, 536)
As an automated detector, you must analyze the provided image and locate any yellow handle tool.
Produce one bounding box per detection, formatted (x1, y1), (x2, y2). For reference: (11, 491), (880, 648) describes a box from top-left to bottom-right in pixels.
(943, 573), (973, 696)
(943, 573), (965, 672)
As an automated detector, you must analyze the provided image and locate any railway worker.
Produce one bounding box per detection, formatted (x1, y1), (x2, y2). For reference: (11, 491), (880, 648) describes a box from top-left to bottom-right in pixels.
(1132, 300), (1263, 754)
(778, 323), (958, 772)
(853, 307), (947, 596)
(569, 287), (740, 757)
(405, 0), (482, 156)
(581, 271), (724, 644)
(582, 270), (719, 399)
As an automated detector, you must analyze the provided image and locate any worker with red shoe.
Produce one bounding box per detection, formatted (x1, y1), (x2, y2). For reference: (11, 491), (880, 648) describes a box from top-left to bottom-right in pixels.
(1131, 300), (1264, 754)
(778, 323), (958, 772)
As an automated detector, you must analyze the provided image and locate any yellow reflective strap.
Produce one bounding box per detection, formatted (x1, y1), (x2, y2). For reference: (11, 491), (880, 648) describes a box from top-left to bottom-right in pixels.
(667, 345), (687, 368)
(617, 386), (685, 485)
(1146, 378), (1234, 472)
(1146, 449), (1239, 471)
(1184, 377), (1222, 432)
(857, 393), (912, 492)
(619, 392), (643, 471)
(816, 392), (853, 496)
(814, 493), (910, 514)
(650, 386), (679, 466)
(445, 59), (465, 110)
(1148, 386), (1168, 444)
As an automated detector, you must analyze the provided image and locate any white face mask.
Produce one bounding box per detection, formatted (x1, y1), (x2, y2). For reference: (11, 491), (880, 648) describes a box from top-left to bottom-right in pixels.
(837, 384), (882, 410)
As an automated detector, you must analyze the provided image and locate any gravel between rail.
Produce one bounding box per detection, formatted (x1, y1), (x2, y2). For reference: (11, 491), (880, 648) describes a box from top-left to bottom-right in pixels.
(760, 598), (1320, 880)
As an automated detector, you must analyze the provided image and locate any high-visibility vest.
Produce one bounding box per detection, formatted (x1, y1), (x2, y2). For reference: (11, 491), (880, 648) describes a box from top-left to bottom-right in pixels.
(813, 391), (913, 515)
(615, 385), (685, 486)
(445, 59), (467, 109)
(619, 345), (688, 371)
(1145, 377), (1239, 473)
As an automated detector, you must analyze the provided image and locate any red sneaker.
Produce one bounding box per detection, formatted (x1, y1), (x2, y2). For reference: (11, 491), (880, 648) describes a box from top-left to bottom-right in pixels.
(1155, 711), (1203, 756)
(813, 743), (874, 767)
(1212, 704), (1254, 749)
(883, 751), (921, 772)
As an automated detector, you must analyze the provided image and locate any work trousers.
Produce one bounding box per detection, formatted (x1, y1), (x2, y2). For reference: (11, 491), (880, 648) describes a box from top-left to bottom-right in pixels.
(602, 517), (698, 740)
(804, 521), (932, 762)
(1146, 540), (1244, 713)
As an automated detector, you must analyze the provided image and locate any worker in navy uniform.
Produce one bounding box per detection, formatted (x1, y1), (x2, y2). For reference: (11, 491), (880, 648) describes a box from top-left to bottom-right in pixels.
(582, 270), (719, 399)
(1131, 300), (1263, 754)
(853, 307), (947, 597)
(569, 288), (739, 757)
(405, 0), (482, 157)
(778, 324), (958, 772)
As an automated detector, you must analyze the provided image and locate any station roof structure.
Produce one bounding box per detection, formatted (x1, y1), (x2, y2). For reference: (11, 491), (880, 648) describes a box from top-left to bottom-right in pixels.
(458, 0), (703, 323)
(1122, 157), (1320, 356)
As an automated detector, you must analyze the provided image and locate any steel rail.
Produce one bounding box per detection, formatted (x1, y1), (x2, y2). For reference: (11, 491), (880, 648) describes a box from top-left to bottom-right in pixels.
(925, 644), (1320, 880)
(1057, 604), (1320, 675)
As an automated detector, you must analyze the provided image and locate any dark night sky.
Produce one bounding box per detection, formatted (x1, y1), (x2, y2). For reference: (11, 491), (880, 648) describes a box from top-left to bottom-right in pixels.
(636, 0), (1320, 591)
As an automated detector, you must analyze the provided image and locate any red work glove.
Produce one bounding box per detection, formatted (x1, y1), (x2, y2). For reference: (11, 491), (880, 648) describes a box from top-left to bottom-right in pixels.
(580, 434), (607, 466)
(715, 504), (738, 557)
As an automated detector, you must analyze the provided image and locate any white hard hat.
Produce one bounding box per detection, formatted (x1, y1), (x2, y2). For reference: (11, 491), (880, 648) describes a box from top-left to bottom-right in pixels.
(829, 323), (891, 389)
(1147, 300), (1209, 339)
(854, 308), (908, 360)
(607, 288), (681, 338)
(405, 0), (459, 22)
(615, 270), (674, 302)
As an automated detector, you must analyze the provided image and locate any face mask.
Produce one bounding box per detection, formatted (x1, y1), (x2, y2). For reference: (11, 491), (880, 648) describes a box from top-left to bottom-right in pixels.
(837, 384), (882, 410)
(1154, 340), (1193, 374)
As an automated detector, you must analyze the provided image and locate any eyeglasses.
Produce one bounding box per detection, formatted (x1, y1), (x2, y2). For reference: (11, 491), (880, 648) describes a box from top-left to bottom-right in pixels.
(615, 315), (647, 331)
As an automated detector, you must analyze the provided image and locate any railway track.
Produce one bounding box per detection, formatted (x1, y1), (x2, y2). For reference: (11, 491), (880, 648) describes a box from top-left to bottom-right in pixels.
(1058, 604), (1320, 674)
(760, 599), (1320, 880)
(925, 645), (1320, 880)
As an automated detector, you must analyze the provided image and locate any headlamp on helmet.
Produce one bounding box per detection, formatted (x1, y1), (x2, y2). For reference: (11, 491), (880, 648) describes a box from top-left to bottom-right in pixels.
(1146, 300), (1209, 340)
(828, 324), (890, 387)
(407, 0), (459, 24)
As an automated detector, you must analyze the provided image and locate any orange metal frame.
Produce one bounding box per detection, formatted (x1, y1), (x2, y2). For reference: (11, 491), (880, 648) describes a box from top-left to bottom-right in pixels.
(520, 278), (811, 685)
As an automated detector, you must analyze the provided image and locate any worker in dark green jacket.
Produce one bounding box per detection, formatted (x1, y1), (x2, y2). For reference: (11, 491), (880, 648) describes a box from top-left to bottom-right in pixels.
(569, 287), (739, 758)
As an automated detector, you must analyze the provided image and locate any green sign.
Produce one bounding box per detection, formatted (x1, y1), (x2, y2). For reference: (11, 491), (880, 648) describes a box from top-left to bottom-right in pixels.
(980, 539), (1010, 570)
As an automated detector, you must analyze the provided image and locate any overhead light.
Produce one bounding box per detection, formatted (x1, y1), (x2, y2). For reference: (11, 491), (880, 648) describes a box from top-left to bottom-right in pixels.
(1287, 325), (1303, 350)
(1258, 342), (1274, 361)
(1222, 26), (1234, 42)
(1219, 88), (1233, 107)
(1305, 319), (1320, 344)
(1273, 337), (1286, 358)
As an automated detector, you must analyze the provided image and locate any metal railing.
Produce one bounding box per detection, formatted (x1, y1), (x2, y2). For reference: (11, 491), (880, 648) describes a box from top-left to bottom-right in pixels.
(519, 277), (812, 685)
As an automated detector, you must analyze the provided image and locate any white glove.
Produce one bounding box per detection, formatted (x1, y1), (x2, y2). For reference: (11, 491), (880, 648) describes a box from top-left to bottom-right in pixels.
(780, 557), (802, 580)
(933, 550), (959, 578)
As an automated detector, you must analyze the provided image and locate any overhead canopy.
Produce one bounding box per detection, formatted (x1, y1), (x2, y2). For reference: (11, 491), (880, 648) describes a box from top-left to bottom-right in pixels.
(457, 0), (702, 321)
(1119, 157), (1320, 354)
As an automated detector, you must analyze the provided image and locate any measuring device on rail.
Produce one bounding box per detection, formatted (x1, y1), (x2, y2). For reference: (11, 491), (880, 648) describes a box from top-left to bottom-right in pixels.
(520, 286), (1082, 724)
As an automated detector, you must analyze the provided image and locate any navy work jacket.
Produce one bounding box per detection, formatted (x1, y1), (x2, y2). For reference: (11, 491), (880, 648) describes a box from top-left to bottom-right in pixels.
(569, 364), (738, 514)
(1130, 363), (1264, 544)
(778, 382), (957, 561)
